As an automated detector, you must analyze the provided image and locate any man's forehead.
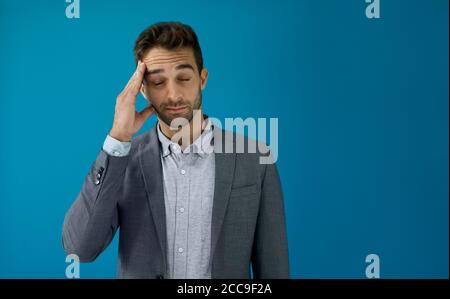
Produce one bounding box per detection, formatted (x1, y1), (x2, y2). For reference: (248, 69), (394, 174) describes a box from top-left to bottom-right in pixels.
(142, 47), (195, 69)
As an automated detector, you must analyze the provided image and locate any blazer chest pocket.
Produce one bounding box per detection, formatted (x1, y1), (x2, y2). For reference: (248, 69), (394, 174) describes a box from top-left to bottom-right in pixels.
(230, 183), (258, 198)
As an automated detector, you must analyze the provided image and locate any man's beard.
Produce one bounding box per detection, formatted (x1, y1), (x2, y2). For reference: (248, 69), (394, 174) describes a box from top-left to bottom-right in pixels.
(153, 88), (202, 128)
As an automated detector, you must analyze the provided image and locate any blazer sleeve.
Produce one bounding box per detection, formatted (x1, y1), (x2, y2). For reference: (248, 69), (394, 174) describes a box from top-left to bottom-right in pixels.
(251, 160), (290, 278)
(62, 148), (129, 262)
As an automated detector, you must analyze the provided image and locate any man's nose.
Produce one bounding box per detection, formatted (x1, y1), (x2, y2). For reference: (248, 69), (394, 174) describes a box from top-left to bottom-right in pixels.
(166, 80), (183, 103)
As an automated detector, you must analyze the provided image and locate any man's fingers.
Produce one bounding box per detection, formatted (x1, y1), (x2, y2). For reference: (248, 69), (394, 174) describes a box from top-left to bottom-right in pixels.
(123, 62), (139, 91)
(129, 62), (146, 95)
(123, 61), (146, 96)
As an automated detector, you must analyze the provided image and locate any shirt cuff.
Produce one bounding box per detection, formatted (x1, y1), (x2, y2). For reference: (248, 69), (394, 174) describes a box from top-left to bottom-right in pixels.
(103, 134), (131, 157)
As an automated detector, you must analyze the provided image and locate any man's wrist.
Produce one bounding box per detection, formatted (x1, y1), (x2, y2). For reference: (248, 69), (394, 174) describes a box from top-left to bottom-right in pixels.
(109, 130), (132, 142)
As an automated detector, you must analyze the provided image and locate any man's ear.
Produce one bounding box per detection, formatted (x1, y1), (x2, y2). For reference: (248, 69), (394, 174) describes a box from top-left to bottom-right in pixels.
(200, 68), (208, 90)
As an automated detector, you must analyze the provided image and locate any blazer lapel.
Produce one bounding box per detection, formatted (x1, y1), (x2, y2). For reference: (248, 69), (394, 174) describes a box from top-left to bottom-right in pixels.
(138, 126), (168, 270)
(209, 128), (236, 269)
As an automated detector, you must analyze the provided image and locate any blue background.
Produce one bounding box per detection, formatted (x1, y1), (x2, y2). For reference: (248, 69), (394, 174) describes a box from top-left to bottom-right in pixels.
(0, 0), (448, 278)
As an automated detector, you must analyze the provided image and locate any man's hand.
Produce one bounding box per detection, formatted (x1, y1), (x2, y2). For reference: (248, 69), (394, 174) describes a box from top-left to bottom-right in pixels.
(109, 61), (154, 142)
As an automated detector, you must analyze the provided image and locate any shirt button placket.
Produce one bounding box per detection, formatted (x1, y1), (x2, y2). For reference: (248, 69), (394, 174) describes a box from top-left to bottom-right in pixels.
(174, 157), (188, 278)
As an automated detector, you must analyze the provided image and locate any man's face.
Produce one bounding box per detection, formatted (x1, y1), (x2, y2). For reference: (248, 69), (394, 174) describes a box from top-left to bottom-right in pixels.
(140, 47), (208, 127)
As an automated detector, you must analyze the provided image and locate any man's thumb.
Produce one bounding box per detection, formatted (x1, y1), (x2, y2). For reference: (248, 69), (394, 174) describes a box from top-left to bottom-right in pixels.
(137, 105), (154, 123)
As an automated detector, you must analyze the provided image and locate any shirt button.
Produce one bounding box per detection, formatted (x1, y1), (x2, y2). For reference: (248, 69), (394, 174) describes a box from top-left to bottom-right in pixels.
(179, 207), (185, 213)
(180, 169), (186, 175)
(178, 247), (184, 253)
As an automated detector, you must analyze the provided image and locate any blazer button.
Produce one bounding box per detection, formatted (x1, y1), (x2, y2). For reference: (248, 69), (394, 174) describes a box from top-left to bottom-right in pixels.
(156, 275), (164, 279)
(94, 167), (104, 185)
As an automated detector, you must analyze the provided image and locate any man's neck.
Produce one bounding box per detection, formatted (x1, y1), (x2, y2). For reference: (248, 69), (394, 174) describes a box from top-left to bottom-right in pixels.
(158, 110), (206, 150)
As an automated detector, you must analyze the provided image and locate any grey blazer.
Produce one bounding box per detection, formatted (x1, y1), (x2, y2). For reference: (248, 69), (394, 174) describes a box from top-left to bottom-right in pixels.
(62, 125), (289, 279)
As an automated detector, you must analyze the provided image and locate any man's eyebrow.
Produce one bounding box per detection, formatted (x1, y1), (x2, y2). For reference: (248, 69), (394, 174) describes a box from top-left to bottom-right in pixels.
(145, 64), (194, 76)
(145, 68), (164, 76)
(175, 63), (195, 72)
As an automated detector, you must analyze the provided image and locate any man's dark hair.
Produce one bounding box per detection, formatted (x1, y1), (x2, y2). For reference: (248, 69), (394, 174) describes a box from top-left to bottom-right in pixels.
(134, 22), (203, 73)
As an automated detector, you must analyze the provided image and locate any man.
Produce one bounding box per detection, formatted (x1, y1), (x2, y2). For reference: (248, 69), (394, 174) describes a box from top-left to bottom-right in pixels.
(62, 22), (289, 279)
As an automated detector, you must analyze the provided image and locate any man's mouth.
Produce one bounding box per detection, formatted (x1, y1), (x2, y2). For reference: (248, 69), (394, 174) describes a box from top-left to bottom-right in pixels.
(166, 106), (188, 113)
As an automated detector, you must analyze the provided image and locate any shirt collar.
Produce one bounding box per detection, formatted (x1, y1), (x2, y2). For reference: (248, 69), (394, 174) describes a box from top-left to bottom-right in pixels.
(157, 117), (214, 158)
